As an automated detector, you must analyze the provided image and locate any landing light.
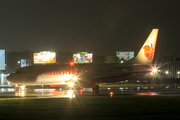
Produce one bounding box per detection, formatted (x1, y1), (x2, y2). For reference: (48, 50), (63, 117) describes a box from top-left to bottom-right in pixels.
(69, 82), (74, 87)
(152, 68), (157, 73)
(73, 76), (77, 81)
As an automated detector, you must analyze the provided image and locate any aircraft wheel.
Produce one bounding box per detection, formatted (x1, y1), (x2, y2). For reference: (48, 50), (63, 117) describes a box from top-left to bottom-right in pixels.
(94, 85), (99, 90)
(92, 85), (99, 95)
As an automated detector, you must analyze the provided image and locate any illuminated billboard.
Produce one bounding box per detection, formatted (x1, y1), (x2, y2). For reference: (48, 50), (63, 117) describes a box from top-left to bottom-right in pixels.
(116, 51), (134, 61)
(0, 50), (5, 70)
(73, 52), (93, 63)
(34, 51), (56, 64)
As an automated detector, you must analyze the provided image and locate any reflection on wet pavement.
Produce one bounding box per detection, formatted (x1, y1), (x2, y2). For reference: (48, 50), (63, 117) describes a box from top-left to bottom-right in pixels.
(0, 87), (180, 98)
(137, 92), (158, 95)
(15, 89), (76, 98)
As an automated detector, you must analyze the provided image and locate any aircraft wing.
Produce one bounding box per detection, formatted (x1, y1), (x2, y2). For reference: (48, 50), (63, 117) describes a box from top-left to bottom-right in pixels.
(92, 71), (148, 79)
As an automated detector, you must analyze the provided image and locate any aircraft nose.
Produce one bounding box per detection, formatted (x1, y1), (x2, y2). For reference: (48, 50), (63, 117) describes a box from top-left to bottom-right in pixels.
(6, 75), (11, 81)
(6, 73), (20, 83)
(6, 74), (14, 82)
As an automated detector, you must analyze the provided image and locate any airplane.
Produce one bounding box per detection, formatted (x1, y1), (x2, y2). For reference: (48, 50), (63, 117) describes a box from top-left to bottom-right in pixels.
(6, 29), (159, 91)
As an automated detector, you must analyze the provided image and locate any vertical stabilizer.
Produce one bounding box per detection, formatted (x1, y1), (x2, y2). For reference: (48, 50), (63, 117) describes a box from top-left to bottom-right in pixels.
(128, 29), (159, 64)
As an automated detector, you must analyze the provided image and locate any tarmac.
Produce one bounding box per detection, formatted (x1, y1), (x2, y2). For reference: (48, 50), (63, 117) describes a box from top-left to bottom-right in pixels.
(0, 87), (180, 98)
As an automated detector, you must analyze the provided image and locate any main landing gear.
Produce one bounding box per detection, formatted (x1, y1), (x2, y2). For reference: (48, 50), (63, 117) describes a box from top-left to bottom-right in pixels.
(92, 84), (99, 95)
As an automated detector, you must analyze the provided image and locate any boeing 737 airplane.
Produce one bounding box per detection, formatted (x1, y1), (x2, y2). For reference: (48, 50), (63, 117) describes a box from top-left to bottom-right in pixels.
(6, 29), (159, 91)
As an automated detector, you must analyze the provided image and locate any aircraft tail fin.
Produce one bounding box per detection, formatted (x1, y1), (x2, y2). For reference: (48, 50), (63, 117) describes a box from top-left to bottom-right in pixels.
(127, 29), (159, 64)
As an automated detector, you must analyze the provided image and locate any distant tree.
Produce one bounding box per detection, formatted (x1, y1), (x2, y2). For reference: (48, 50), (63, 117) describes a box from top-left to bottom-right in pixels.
(56, 51), (73, 64)
(93, 55), (105, 63)
(7, 50), (34, 72)
(157, 55), (175, 64)
(56, 51), (65, 64)
(63, 52), (73, 63)
(7, 51), (19, 72)
(105, 55), (119, 63)
(143, 73), (159, 79)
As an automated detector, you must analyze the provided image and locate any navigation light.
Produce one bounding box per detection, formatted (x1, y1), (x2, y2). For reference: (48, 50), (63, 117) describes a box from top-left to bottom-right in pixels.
(70, 62), (74, 66)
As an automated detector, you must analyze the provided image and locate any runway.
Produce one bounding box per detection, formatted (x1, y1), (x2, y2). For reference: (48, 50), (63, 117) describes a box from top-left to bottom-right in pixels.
(1, 87), (180, 98)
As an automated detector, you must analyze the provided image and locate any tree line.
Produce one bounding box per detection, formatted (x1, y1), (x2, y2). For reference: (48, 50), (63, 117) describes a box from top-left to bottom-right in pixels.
(6, 50), (179, 73)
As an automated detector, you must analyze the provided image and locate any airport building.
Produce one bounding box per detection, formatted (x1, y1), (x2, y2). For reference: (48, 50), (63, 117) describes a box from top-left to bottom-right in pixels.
(0, 73), (11, 85)
(160, 62), (180, 79)
(0, 49), (9, 85)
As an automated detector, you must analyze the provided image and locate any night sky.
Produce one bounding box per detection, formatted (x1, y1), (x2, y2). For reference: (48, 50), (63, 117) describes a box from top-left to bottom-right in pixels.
(0, 0), (180, 56)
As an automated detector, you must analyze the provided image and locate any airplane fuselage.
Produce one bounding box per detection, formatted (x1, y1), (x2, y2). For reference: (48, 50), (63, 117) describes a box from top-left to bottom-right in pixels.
(7, 63), (150, 87)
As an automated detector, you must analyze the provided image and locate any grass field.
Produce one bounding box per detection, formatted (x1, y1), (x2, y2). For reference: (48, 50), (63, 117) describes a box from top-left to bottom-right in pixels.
(0, 95), (180, 120)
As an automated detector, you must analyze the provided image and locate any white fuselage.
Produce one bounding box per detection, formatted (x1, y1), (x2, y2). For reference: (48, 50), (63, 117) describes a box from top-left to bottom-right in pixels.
(6, 63), (151, 87)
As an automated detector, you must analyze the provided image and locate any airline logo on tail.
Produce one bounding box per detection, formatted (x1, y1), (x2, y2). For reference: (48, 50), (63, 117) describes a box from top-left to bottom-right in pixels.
(143, 43), (155, 60)
(129, 29), (159, 64)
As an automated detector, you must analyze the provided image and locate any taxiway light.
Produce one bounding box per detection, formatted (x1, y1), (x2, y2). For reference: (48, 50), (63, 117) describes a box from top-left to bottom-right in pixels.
(110, 92), (113, 97)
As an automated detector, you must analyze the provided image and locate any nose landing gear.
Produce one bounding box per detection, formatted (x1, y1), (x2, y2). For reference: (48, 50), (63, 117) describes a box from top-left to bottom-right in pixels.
(20, 86), (25, 91)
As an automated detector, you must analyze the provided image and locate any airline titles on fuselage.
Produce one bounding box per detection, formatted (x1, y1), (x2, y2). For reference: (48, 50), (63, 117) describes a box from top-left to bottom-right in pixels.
(37, 69), (74, 76)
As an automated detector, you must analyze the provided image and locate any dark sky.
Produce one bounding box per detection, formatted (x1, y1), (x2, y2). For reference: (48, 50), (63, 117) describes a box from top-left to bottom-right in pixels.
(0, 0), (180, 56)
